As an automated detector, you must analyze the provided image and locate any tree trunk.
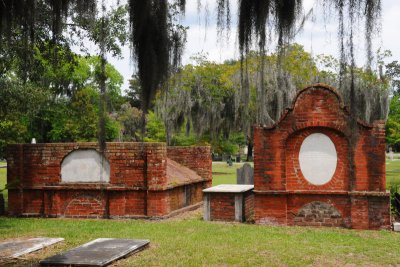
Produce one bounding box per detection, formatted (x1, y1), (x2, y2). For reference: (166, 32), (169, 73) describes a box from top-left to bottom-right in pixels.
(247, 142), (253, 161)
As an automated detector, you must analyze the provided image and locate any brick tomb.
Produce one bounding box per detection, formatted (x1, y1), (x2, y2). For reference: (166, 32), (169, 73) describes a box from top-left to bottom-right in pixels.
(203, 184), (254, 222)
(6, 143), (212, 218)
(253, 84), (390, 229)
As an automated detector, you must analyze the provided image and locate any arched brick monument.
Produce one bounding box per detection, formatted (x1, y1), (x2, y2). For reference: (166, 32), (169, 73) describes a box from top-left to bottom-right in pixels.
(253, 84), (390, 229)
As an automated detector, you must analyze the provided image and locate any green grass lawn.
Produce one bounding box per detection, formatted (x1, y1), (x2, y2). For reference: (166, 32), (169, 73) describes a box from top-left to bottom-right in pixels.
(0, 168), (6, 208)
(387, 159), (400, 189)
(1, 215), (400, 266)
(0, 161), (400, 266)
(212, 162), (253, 185)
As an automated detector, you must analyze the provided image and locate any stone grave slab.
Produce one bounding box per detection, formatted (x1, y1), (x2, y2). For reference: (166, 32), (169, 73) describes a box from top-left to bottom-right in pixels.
(203, 184), (254, 193)
(40, 238), (149, 267)
(0, 237), (64, 262)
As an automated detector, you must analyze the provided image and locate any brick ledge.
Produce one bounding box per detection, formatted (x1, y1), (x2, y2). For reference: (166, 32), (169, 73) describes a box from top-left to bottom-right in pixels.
(253, 190), (390, 196)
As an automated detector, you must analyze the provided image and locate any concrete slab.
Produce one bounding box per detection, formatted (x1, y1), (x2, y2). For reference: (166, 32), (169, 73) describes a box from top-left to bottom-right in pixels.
(203, 184), (254, 193)
(40, 238), (149, 267)
(0, 237), (64, 261)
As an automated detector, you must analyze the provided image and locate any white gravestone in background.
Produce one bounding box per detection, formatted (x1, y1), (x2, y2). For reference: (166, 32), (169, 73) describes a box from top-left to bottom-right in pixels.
(299, 133), (337, 185)
(61, 150), (110, 183)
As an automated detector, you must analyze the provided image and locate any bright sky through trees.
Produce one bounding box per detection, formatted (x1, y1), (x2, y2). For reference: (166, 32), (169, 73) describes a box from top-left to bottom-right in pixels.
(104, 0), (400, 92)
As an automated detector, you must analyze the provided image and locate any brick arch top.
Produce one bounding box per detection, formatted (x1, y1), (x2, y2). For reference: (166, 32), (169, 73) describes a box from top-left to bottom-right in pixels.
(259, 83), (381, 133)
(253, 83), (386, 192)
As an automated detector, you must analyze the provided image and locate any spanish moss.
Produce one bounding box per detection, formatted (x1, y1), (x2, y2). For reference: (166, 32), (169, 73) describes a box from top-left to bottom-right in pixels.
(0, 0), (96, 44)
(129, 0), (169, 114)
(216, 0), (231, 41)
(0, 0), (386, 139)
(365, 0), (381, 68)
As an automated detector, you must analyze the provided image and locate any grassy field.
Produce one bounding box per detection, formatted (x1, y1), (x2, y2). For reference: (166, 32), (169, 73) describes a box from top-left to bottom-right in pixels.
(1, 213), (400, 266)
(0, 167), (6, 207)
(0, 161), (400, 266)
(212, 162), (253, 185)
(387, 159), (400, 189)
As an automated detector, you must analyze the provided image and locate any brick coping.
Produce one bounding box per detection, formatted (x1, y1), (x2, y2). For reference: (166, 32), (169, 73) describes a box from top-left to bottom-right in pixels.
(12, 180), (210, 192)
(253, 190), (390, 196)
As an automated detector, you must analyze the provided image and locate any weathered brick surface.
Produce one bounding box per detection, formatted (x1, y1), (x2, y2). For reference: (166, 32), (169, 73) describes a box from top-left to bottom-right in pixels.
(210, 193), (236, 221)
(208, 191), (254, 222)
(254, 194), (287, 225)
(287, 195), (351, 227)
(63, 193), (105, 218)
(244, 191), (254, 221)
(167, 146), (212, 183)
(253, 84), (390, 229)
(6, 142), (211, 218)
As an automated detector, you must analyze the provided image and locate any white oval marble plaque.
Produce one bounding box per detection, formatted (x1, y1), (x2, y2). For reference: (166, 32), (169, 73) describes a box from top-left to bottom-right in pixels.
(61, 150), (110, 183)
(299, 133), (337, 185)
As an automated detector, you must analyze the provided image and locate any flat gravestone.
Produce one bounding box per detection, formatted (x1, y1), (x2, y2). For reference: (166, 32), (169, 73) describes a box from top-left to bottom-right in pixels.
(236, 163), (254, 184)
(0, 237), (64, 262)
(40, 238), (149, 267)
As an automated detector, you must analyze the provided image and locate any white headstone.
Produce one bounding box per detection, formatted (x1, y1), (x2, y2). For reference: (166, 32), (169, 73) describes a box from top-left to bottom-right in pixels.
(299, 133), (337, 185)
(61, 150), (110, 183)
(389, 147), (394, 161)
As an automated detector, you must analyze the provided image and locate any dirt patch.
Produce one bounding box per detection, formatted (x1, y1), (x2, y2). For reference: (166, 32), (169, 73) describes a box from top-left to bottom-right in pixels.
(165, 207), (203, 221)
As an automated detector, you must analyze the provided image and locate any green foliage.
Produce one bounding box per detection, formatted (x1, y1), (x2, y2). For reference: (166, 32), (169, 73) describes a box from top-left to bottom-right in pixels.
(144, 111), (166, 142)
(48, 87), (119, 142)
(0, 45), (125, 154)
(170, 135), (197, 146)
(386, 60), (400, 94)
(387, 159), (400, 219)
(210, 132), (246, 156)
(73, 5), (129, 58)
(388, 182), (400, 220)
(0, 81), (52, 158)
(115, 103), (143, 141)
(386, 95), (400, 150)
(0, 120), (28, 159)
(280, 44), (319, 88)
(212, 139), (237, 155)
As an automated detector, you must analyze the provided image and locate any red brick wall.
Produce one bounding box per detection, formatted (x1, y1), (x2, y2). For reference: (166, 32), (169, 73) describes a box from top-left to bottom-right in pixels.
(254, 194), (287, 225)
(6, 142), (210, 218)
(167, 183), (205, 212)
(287, 195), (351, 228)
(253, 84), (390, 229)
(209, 193), (236, 221)
(208, 191), (254, 222)
(63, 194), (105, 218)
(368, 196), (391, 229)
(167, 146), (212, 186)
(244, 191), (254, 222)
(6, 142), (161, 188)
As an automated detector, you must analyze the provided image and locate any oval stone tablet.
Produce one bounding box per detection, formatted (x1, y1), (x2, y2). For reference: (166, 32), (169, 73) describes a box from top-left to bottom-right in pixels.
(299, 133), (337, 185)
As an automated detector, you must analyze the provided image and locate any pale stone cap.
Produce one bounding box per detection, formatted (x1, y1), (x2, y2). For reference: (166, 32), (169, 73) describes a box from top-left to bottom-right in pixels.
(203, 184), (254, 193)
